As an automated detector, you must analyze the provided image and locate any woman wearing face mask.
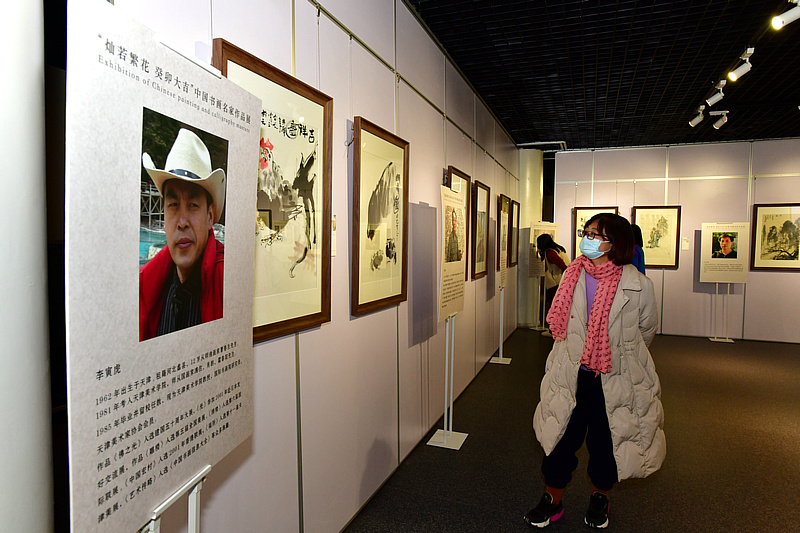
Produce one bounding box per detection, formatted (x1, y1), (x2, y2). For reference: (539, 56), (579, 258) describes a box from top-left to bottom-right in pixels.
(525, 213), (664, 529)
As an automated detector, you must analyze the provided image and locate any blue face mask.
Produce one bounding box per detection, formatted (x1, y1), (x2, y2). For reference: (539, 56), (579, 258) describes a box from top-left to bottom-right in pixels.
(579, 235), (609, 259)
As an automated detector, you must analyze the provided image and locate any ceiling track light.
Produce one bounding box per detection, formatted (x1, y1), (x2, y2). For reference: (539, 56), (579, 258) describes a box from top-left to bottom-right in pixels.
(710, 110), (729, 129)
(706, 80), (726, 106)
(728, 47), (754, 82)
(772, 1), (800, 29)
(689, 105), (706, 127)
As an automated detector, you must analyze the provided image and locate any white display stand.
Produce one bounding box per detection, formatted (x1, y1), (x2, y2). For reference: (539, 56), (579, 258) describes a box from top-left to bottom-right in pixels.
(490, 288), (512, 364)
(139, 465), (211, 533)
(427, 315), (468, 450)
(532, 277), (547, 331)
(709, 283), (735, 343)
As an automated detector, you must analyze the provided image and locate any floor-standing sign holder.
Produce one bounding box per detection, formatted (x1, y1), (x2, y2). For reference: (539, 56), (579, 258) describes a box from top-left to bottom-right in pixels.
(532, 277), (547, 331)
(139, 465), (212, 533)
(709, 283), (735, 343)
(428, 314), (468, 450)
(490, 288), (512, 364)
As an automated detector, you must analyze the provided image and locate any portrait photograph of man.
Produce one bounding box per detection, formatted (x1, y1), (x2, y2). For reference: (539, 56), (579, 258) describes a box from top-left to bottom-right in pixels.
(139, 109), (229, 342)
(712, 232), (738, 259)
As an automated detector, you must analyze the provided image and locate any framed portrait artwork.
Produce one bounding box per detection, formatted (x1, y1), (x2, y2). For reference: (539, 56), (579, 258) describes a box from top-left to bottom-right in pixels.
(632, 205), (682, 269)
(212, 39), (332, 343)
(471, 180), (491, 279)
(572, 206), (619, 260)
(750, 203), (800, 271)
(351, 116), (409, 316)
(446, 166), (471, 280)
(497, 194), (511, 271)
(510, 200), (520, 266)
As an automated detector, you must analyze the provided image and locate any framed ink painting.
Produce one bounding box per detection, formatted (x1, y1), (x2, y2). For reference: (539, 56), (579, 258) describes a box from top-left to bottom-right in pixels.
(213, 39), (332, 342)
(750, 203), (800, 271)
(351, 116), (409, 316)
(497, 194), (511, 271)
(446, 166), (471, 280)
(632, 205), (682, 269)
(471, 180), (490, 279)
(572, 206), (618, 260)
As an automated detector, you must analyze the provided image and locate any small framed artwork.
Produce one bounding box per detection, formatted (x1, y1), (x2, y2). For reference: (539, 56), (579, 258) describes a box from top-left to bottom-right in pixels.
(213, 38), (332, 343)
(750, 203), (800, 271)
(632, 205), (682, 269)
(471, 180), (491, 279)
(351, 116), (409, 316)
(572, 206), (619, 260)
(497, 194), (511, 271)
(510, 199), (520, 266)
(446, 166), (471, 280)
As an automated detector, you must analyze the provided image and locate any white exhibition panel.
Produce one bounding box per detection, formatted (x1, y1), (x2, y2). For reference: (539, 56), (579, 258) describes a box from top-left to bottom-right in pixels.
(294, 0), (323, 89)
(445, 60), (476, 136)
(744, 271), (799, 343)
(115, 0), (211, 57)
(752, 139), (800, 175)
(497, 130), (520, 177)
(476, 100), (495, 153)
(593, 147), (667, 181)
(398, 82), (445, 204)
(555, 150), (592, 182)
(752, 174), (800, 203)
(395, 0), (445, 111)
(322, 0), (396, 64)
(300, 310), (400, 533)
(446, 121), (475, 177)
(668, 142), (751, 178)
(213, 0), (293, 75)
(592, 180), (622, 209)
(554, 142), (800, 343)
(352, 43), (397, 132)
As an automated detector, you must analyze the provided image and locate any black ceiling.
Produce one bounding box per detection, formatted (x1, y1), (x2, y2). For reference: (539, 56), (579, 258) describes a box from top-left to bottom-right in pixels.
(404, 0), (800, 150)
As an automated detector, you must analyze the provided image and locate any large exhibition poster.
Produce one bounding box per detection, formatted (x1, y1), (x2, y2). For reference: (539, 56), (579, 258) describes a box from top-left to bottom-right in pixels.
(439, 185), (467, 320)
(530, 222), (559, 278)
(65, 2), (258, 531)
(700, 223), (750, 283)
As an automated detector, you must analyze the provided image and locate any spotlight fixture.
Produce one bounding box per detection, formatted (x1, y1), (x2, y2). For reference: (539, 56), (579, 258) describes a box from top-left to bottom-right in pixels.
(706, 80), (726, 106)
(689, 105), (706, 127)
(710, 111), (729, 130)
(772, 1), (800, 29)
(728, 48), (754, 82)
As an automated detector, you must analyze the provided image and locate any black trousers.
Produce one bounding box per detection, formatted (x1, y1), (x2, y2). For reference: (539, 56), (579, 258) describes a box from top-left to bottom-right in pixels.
(541, 369), (619, 491)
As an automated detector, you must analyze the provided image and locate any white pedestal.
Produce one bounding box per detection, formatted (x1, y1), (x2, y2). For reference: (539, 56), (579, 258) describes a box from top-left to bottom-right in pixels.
(427, 429), (468, 450)
(489, 356), (512, 365)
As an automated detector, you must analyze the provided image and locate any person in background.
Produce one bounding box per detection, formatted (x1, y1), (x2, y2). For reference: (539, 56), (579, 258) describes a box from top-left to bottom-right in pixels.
(526, 213), (664, 529)
(537, 234), (570, 338)
(630, 224), (646, 274)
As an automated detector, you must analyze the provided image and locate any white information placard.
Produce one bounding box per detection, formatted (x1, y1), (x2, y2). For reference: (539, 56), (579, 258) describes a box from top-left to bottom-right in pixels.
(530, 222), (559, 278)
(439, 185), (467, 320)
(65, 2), (259, 531)
(699, 223), (750, 284)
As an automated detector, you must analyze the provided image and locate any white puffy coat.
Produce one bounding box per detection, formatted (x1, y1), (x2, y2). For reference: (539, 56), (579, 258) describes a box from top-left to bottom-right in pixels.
(533, 264), (665, 481)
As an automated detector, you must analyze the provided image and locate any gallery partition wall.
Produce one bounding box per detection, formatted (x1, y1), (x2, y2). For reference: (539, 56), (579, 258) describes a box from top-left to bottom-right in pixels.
(554, 140), (800, 344)
(47, 1), (523, 532)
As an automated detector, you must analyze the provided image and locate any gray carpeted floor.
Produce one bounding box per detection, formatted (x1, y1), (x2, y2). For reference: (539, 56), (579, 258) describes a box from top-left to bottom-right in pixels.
(344, 330), (800, 532)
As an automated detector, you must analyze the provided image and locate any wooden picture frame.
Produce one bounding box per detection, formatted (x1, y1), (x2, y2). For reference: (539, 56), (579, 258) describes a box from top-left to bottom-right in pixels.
(213, 38), (332, 343)
(510, 199), (520, 266)
(632, 205), (682, 269)
(750, 203), (800, 271)
(471, 180), (491, 279)
(446, 166), (471, 280)
(351, 116), (409, 316)
(497, 194), (511, 271)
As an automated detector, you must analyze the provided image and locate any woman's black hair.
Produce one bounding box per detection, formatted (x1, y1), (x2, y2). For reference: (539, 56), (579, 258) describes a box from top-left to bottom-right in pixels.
(631, 224), (644, 247)
(537, 233), (566, 261)
(585, 213), (634, 266)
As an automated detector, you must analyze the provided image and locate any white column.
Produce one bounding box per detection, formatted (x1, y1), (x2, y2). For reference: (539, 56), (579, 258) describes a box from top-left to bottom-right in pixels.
(517, 149), (544, 327)
(0, 2), (54, 532)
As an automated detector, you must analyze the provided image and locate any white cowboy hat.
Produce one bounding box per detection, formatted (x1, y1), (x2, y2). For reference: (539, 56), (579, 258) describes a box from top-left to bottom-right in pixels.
(142, 128), (226, 224)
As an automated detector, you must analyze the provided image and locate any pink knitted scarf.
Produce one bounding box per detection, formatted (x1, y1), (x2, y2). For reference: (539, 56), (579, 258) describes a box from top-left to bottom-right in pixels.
(546, 255), (623, 374)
